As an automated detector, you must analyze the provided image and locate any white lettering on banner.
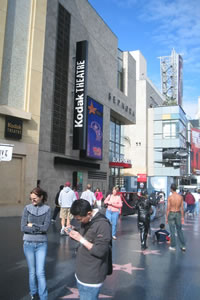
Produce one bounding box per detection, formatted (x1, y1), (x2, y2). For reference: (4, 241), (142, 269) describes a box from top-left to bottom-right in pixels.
(112, 157), (131, 164)
(74, 61), (85, 128)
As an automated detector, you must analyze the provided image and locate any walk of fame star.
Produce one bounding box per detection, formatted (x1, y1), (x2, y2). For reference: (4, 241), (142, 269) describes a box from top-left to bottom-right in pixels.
(60, 287), (112, 299)
(113, 263), (144, 274)
(132, 249), (161, 255)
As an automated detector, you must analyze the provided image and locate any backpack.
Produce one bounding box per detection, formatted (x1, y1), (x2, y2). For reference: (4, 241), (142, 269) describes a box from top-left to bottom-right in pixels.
(83, 213), (113, 275)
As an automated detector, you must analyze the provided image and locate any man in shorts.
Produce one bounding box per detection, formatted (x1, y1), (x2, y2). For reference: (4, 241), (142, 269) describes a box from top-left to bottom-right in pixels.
(59, 182), (77, 235)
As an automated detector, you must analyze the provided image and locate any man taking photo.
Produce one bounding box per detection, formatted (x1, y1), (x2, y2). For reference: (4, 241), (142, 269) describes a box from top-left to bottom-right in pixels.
(65, 199), (112, 300)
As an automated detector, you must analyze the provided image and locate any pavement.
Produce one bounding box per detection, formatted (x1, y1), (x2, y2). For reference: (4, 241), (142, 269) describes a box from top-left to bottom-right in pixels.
(1, 210), (200, 300)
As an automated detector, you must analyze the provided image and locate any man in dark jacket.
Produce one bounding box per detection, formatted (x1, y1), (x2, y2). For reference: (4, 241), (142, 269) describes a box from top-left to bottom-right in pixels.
(135, 191), (157, 250)
(51, 185), (64, 223)
(65, 199), (112, 300)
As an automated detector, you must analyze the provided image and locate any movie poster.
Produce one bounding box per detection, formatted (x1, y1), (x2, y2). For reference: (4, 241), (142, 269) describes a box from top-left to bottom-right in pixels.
(86, 96), (103, 160)
(191, 128), (200, 174)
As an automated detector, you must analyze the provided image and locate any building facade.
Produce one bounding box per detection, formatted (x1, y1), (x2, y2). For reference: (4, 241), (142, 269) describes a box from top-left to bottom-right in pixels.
(0, 0), (136, 215)
(0, 0), (47, 216)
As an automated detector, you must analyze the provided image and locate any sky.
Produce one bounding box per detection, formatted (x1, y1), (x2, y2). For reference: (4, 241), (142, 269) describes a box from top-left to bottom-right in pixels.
(88, 0), (200, 119)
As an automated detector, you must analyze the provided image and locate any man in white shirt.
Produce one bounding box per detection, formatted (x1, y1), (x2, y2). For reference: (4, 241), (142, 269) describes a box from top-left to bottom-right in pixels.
(58, 182), (77, 235)
(81, 184), (96, 207)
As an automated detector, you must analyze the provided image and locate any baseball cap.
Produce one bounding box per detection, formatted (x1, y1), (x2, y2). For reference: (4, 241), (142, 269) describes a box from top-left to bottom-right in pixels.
(65, 181), (71, 187)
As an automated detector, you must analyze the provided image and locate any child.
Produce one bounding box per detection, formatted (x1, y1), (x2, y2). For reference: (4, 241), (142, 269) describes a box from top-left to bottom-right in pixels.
(155, 223), (170, 243)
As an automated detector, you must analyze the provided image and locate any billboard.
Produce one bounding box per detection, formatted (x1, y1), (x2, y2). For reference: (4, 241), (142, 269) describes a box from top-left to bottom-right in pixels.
(73, 40), (88, 150)
(191, 128), (200, 174)
(86, 96), (103, 160)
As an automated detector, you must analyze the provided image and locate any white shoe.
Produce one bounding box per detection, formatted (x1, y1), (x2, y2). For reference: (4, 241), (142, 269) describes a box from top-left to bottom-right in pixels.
(169, 246), (176, 251)
(60, 228), (65, 235)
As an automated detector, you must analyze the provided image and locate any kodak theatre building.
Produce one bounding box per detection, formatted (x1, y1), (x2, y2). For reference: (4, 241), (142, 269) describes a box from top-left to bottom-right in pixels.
(0, 0), (136, 215)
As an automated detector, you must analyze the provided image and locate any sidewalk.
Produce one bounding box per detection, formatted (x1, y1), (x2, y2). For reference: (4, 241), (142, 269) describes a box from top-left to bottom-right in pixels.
(1, 212), (200, 300)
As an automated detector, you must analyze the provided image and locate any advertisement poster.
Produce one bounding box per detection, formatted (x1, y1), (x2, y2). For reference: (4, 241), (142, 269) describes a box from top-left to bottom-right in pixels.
(191, 128), (200, 174)
(87, 96), (103, 160)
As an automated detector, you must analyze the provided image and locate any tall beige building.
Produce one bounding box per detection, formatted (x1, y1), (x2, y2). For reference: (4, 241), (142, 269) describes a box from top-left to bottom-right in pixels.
(0, 0), (47, 216)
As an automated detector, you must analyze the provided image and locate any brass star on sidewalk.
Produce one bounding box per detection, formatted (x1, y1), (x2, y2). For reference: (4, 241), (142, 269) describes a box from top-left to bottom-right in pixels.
(60, 287), (112, 299)
(88, 101), (97, 114)
(113, 263), (144, 274)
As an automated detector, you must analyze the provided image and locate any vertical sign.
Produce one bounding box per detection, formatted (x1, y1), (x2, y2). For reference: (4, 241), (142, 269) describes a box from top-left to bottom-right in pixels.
(87, 97), (103, 160)
(73, 40), (88, 150)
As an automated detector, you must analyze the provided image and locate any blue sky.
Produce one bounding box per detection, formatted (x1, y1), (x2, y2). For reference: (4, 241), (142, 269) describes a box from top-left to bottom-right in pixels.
(88, 0), (200, 119)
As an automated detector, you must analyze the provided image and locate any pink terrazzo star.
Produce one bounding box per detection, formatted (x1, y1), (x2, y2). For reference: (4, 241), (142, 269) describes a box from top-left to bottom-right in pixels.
(60, 287), (112, 299)
(132, 249), (161, 255)
(113, 263), (144, 274)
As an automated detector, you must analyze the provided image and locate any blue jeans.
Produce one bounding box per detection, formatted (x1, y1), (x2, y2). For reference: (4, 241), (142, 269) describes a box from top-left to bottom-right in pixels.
(106, 209), (119, 236)
(77, 280), (101, 300)
(168, 212), (185, 248)
(23, 241), (48, 300)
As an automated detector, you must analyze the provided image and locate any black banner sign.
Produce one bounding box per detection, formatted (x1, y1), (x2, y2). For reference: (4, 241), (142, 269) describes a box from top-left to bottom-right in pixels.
(5, 116), (23, 139)
(73, 40), (88, 150)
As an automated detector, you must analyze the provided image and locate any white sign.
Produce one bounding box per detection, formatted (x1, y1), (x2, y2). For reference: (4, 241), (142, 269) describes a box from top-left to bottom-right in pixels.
(0, 144), (14, 161)
(112, 157), (131, 164)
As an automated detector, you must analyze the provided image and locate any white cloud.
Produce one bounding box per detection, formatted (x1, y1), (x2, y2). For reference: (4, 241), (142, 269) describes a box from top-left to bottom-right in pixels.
(183, 101), (198, 119)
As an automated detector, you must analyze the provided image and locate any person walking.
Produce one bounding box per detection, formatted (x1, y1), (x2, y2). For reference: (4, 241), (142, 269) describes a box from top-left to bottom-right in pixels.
(21, 187), (51, 300)
(94, 188), (104, 209)
(135, 191), (157, 250)
(81, 184), (96, 207)
(166, 183), (186, 251)
(51, 185), (64, 223)
(185, 190), (195, 215)
(73, 186), (79, 200)
(65, 199), (112, 300)
(59, 182), (77, 235)
(104, 186), (123, 240)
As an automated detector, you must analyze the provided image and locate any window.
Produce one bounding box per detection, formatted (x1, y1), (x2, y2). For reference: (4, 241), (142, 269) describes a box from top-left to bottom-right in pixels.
(117, 49), (124, 92)
(163, 121), (179, 139)
(109, 117), (125, 161)
(51, 4), (70, 153)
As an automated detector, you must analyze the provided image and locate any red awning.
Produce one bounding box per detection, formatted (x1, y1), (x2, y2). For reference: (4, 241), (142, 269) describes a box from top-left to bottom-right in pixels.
(109, 162), (132, 168)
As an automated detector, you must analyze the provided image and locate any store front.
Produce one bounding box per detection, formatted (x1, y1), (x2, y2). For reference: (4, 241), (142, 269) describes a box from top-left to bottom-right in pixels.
(109, 117), (132, 190)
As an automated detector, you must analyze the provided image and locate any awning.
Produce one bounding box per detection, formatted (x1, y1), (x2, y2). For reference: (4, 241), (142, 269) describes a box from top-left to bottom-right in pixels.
(54, 156), (100, 169)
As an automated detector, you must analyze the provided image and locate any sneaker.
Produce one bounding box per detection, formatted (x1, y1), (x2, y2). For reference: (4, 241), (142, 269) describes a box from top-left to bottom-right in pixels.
(169, 246), (176, 251)
(112, 236), (117, 240)
(60, 228), (65, 235)
(181, 247), (186, 252)
(51, 219), (56, 223)
(31, 294), (39, 300)
(141, 245), (148, 250)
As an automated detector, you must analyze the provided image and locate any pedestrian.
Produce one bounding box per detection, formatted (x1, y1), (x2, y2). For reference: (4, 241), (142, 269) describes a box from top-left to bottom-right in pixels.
(81, 184), (96, 207)
(155, 223), (170, 243)
(51, 185), (64, 223)
(73, 186), (79, 200)
(65, 199), (112, 300)
(166, 183), (186, 251)
(21, 187), (51, 300)
(104, 186), (123, 240)
(135, 191), (157, 250)
(94, 187), (104, 209)
(185, 190), (195, 216)
(58, 182), (77, 235)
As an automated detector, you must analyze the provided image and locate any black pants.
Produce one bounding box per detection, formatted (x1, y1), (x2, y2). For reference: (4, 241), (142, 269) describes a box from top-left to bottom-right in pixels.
(52, 206), (60, 220)
(138, 219), (150, 249)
